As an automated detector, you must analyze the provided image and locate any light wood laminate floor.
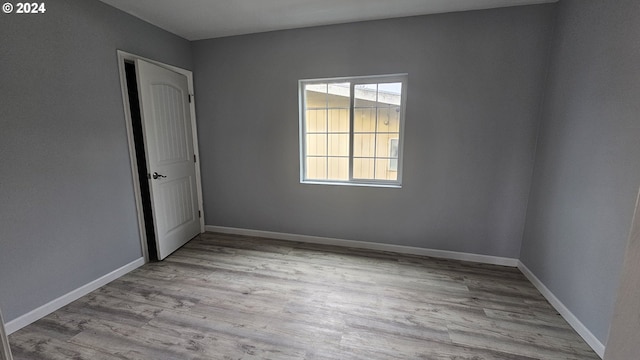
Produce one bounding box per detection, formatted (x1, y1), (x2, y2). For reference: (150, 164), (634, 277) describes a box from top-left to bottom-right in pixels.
(9, 232), (599, 359)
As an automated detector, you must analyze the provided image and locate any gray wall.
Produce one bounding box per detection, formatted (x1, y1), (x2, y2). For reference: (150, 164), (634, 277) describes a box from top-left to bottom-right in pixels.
(193, 5), (555, 258)
(0, 0), (192, 322)
(520, 0), (640, 344)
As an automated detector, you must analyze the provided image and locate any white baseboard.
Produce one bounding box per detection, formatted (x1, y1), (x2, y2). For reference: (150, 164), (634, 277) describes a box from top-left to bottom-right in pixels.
(205, 225), (519, 267)
(517, 261), (605, 358)
(5, 257), (145, 335)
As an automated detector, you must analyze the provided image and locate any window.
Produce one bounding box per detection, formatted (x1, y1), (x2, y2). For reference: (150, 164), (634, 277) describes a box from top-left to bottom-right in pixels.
(299, 74), (407, 187)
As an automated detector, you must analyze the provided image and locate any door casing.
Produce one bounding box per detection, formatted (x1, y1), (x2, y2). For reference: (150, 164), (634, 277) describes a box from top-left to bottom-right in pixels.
(0, 308), (13, 360)
(117, 50), (205, 262)
(604, 185), (640, 359)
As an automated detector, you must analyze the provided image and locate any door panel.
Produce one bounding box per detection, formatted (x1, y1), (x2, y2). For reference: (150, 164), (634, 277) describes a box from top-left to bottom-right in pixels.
(136, 59), (200, 260)
(150, 83), (189, 164)
(159, 176), (195, 233)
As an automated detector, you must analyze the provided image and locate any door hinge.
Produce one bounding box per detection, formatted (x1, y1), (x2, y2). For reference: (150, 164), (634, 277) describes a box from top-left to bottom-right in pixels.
(198, 210), (201, 218)
(188, 94), (193, 103)
(194, 154), (197, 163)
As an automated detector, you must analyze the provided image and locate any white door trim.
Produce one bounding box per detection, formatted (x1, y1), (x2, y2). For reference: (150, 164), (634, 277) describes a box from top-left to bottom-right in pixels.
(116, 50), (205, 262)
(0, 308), (13, 360)
(604, 185), (640, 359)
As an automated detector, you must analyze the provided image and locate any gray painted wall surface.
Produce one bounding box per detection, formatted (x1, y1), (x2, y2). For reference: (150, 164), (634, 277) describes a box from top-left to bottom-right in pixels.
(0, 0), (192, 322)
(520, 0), (640, 344)
(193, 5), (555, 258)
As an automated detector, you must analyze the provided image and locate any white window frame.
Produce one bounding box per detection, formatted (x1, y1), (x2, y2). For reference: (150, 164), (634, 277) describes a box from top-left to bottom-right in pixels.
(299, 74), (408, 188)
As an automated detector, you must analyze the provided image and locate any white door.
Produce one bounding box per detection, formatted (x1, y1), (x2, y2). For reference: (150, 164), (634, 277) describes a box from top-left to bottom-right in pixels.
(136, 59), (201, 260)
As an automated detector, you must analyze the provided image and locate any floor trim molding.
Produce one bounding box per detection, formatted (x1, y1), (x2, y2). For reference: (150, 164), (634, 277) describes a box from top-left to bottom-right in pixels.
(5, 257), (145, 335)
(205, 225), (519, 267)
(517, 261), (605, 358)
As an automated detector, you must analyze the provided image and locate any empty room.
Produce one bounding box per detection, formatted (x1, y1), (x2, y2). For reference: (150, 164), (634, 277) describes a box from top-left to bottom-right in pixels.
(1, 0), (639, 359)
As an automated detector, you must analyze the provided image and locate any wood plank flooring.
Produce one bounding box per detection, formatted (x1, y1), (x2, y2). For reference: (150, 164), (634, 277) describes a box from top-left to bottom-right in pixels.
(9, 232), (600, 359)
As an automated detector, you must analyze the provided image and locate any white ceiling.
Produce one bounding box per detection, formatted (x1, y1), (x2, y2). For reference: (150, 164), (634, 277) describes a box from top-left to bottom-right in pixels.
(99, 0), (557, 41)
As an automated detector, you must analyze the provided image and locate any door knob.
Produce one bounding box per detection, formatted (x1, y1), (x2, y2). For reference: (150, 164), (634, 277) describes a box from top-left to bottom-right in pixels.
(152, 172), (167, 179)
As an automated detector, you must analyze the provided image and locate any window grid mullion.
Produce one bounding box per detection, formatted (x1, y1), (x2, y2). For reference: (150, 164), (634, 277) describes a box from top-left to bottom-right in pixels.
(373, 84), (379, 180)
(325, 87), (329, 180)
(349, 83), (355, 181)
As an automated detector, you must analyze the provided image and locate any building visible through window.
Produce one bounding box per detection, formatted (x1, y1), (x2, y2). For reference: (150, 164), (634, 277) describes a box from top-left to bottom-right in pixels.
(300, 74), (407, 187)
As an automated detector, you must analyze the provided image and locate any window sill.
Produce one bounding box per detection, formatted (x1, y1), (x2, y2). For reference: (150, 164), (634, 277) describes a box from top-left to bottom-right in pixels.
(300, 180), (402, 189)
